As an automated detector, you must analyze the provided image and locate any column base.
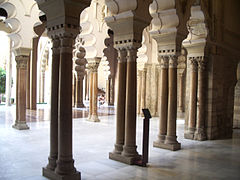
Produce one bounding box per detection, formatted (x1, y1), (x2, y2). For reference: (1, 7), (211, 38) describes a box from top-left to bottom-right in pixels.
(42, 167), (81, 180)
(194, 128), (207, 141)
(153, 140), (181, 151)
(109, 152), (141, 165)
(12, 122), (29, 130)
(75, 104), (85, 108)
(184, 128), (195, 140)
(87, 115), (100, 122)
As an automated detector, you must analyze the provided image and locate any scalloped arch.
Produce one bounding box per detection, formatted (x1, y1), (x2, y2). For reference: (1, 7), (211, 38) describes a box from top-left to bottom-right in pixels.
(5, 18), (21, 33)
(0, 2), (16, 18)
(8, 33), (22, 49)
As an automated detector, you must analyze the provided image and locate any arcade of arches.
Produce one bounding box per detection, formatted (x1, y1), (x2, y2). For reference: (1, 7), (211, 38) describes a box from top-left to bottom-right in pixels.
(0, 0), (240, 179)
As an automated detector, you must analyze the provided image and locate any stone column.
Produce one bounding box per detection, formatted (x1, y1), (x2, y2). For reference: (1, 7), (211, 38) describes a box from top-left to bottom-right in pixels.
(165, 56), (181, 150)
(88, 70), (93, 120)
(105, 76), (111, 105)
(137, 70), (142, 115)
(178, 74), (184, 113)
(86, 70), (90, 101)
(88, 59), (100, 122)
(140, 68), (147, 111)
(54, 34), (80, 179)
(43, 37), (60, 174)
(30, 37), (39, 110)
(12, 53), (30, 130)
(194, 57), (207, 140)
(84, 71), (88, 101)
(109, 49), (127, 156)
(109, 77), (115, 105)
(121, 47), (140, 163)
(5, 40), (12, 106)
(75, 74), (85, 108)
(26, 57), (30, 109)
(154, 57), (169, 146)
(184, 58), (198, 139)
(91, 67), (99, 121)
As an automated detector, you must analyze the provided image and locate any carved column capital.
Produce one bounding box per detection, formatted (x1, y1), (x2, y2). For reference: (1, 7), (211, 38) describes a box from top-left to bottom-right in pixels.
(117, 49), (127, 62)
(52, 37), (60, 54)
(160, 56), (169, 69)
(16, 55), (29, 69)
(169, 55), (178, 68)
(126, 47), (138, 62)
(197, 56), (206, 72)
(189, 57), (198, 72)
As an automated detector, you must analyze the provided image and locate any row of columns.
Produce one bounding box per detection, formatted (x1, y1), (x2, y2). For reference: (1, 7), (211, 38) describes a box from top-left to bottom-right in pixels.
(184, 56), (207, 141)
(153, 55), (181, 151)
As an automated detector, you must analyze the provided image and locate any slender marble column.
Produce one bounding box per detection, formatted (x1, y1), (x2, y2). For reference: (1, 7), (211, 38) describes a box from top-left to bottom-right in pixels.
(154, 57), (169, 145)
(88, 70), (93, 120)
(90, 68), (100, 122)
(122, 47), (140, 162)
(165, 56), (181, 150)
(30, 37), (39, 110)
(12, 55), (29, 130)
(110, 49), (127, 155)
(5, 40), (12, 106)
(26, 57), (30, 109)
(194, 57), (207, 140)
(137, 70), (142, 115)
(55, 35), (80, 178)
(75, 74), (85, 108)
(43, 38), (60, 173)
(86, 70), (90, 101)
(185, 58), (198, 139)
(140, 68), (147, 112)
(178, 73), (184, 113)
(105, 76), (111, 105)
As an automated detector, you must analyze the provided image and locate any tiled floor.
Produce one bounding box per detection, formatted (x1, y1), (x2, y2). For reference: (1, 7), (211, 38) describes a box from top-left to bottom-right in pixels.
(0, 105), (240, 180)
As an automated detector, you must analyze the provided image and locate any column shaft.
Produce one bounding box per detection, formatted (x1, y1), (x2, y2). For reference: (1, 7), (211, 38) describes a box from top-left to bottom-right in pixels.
(195, 58), (207, 140)
(137, 70), (142, 114)
(5, 40), (12, 106)
(88, 71), (93, 120)
(30, 37), (39, 110)
(122, 48), (139, 159)
(140, 69), (146, 111)
(112, 49), (127, 154)
(91, 70), (99, 121)
(55, 36), (77, 175)
(26, 57), (30, 109)
(44, 38), (60, 172)
(75, 75), (85, 108)
(185, 58), (198, 139)
(165, 56), (180, 150)
(13, 56), (29, 130)
(154, 57), (168, 145)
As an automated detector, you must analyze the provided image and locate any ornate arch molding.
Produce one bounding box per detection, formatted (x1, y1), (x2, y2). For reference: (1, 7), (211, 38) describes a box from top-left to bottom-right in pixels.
(182, 4), (208, 57)
(0, 1), (22, 49)
(105, 0), (137, 15)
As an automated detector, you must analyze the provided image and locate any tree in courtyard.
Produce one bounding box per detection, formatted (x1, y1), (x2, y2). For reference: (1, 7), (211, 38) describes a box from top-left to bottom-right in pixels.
(0, 67), (6, 103)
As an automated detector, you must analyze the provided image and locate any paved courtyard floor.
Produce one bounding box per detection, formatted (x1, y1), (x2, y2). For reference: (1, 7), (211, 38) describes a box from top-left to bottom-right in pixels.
(0, 105), (239, 180)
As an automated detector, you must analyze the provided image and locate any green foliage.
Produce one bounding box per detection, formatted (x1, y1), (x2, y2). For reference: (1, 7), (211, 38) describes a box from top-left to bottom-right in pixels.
(0, 67), (6, 94)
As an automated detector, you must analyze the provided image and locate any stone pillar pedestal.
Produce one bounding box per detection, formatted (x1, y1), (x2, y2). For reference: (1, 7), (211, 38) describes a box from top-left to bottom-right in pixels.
(12, 53), (30, 130)
(194, 57), (207, 140)
(184, 58), (198, 139)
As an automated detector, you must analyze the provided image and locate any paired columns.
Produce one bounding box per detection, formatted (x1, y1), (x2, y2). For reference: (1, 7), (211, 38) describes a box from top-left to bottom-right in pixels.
(184, 56), (206, 141)
(12, 50), (31, 130)
(109, 47), (140, 164)
(154, 55), (181, 151)
(43, 34), (81, 180)
(87, 59), (100, 122)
